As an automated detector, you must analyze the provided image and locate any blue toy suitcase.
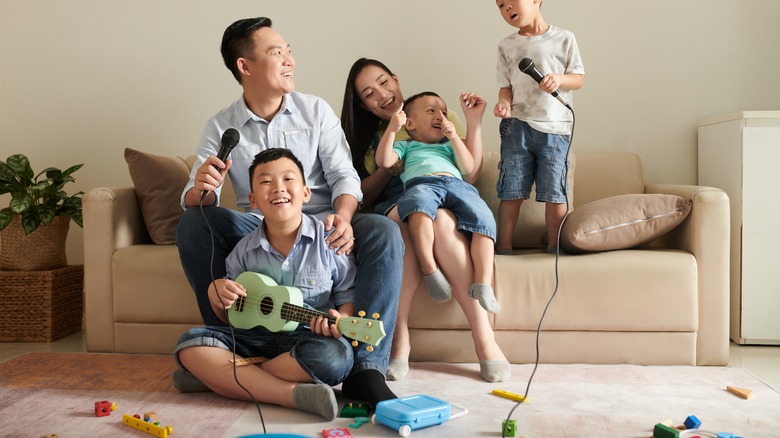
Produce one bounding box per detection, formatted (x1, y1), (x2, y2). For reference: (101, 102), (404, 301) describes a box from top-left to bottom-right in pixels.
(373, 394), (466, 436)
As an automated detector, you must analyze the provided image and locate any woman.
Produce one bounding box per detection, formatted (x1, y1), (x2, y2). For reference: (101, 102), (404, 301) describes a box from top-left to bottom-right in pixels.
(341, 58), (510, 382)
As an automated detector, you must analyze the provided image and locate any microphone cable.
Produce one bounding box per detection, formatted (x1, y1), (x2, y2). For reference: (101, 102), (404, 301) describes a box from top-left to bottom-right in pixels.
(501, 103), (575, 438)
(199, 194), (268, 434)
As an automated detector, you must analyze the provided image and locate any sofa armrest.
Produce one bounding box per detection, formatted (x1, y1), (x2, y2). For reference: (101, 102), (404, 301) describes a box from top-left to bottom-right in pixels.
(83, 187), (149, 352)
(646, 184), (730, 365)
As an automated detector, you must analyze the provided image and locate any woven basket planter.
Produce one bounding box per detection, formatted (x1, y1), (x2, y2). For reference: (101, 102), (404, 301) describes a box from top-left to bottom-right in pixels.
(0, 215), (70, 271)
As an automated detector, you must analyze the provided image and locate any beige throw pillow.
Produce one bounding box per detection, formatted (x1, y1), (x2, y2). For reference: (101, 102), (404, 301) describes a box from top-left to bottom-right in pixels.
(560, 194), (692, 253)
(124, 148), (190, 245)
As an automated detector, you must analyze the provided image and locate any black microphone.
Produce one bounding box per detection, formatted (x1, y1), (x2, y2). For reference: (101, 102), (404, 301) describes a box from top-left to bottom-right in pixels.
(201, 128), (240, 202)
(518, 58), (570, 107)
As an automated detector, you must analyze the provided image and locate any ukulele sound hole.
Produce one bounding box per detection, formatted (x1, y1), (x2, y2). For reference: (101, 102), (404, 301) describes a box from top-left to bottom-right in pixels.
(259, 295), (274, 317)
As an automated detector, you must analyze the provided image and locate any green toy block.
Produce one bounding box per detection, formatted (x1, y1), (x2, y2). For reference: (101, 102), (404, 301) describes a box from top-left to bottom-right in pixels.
(653, 423), (680, 438)
(501, 419), (517, 437)
(339, 402), (371, 418)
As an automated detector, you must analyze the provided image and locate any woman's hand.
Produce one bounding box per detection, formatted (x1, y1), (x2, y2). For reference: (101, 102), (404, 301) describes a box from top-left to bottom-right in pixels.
(460, 91), (486, 121)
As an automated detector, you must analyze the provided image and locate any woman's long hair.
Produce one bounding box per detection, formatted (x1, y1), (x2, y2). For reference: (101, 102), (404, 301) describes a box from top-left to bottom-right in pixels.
(340, 58), (395, 179)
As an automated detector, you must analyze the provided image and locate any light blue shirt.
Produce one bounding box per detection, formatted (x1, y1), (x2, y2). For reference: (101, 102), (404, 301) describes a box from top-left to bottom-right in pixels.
(225, 214), (356, 313)
(182, 92), (362, 220)
(393, 139), (462, 187)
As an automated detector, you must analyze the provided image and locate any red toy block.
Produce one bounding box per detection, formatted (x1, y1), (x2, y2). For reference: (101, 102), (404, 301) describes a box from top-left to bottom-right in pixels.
(94, 400), (112, 417)
(321, 428), (353, 437)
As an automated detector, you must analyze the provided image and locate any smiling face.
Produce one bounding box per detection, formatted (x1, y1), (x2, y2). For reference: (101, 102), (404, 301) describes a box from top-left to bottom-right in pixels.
(239, 27), (296, 97)
(353, 64), (404, 121)
(404, 94), (449, 144)
(496, 0), (540, 29)
(248, 156), (311, 226)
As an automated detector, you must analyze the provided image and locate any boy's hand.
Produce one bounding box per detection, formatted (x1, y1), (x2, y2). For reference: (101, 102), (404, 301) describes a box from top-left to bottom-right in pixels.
(310, 309), (344, 339)
(438, 110), (457, 139)
(539, 73), (562, 95)
(494, 100), (511, 118)
(460, 91), (486, 119)
(209, 278), (246, 310)
(324, 214), (355, 255)
(388, 103), (406, 133)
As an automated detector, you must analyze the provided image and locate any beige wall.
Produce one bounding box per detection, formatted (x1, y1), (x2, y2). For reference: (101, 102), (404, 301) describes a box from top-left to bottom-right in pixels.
(2, 0), (779, 265)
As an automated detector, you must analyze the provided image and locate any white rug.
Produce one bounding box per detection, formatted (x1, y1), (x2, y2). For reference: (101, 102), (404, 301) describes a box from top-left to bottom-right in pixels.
(224, 362), (780, 438)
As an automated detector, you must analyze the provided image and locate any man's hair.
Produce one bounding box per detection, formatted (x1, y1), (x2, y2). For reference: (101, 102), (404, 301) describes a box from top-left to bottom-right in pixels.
(248, 148), (306, 185)
(403, 91), (442, 115)
(221, 17), (273, 84)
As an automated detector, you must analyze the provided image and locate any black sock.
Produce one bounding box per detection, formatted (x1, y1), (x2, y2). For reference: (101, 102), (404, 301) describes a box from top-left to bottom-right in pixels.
(341, 369), (397, 406)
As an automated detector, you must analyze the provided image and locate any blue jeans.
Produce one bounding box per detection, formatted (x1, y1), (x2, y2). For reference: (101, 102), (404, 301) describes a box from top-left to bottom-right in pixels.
(174, 326), (354, 386)
(175, 207), (403, 375)
(497, 118), (570, 203)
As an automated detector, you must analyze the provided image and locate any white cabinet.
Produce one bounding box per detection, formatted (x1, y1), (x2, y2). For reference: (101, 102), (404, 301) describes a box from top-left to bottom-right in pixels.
(698, 111), (780, 345)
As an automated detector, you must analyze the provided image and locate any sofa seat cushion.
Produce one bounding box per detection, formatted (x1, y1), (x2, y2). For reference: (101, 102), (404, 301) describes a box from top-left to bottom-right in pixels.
(113, 245), (202, 325)
(494, 249), (697, 332)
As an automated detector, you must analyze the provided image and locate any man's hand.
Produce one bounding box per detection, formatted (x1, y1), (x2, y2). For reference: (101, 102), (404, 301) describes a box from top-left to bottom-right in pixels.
(323, 213), (355, 255)
(310, 308), (344, 339)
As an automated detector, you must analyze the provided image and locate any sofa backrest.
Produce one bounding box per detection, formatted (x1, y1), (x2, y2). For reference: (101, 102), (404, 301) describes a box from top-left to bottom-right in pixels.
(474, 150), (644, 249)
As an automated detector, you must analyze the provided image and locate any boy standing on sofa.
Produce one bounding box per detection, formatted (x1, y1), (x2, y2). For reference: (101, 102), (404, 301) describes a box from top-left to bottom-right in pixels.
(493, 0), (585, 253)
(173, 149), (357, 421)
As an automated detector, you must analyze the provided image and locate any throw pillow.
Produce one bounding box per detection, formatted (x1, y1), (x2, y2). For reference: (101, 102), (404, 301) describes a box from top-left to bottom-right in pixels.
(124, 148), (190, 245)
(560, 194), (692, 253)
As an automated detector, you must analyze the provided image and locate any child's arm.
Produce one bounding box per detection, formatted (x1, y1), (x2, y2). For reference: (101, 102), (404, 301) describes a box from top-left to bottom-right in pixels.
(375, 104), (405, 169)
(440, 109), (475, 177)
(494, 87), (513, 119)
(539, 73), (585, 95)
(208, 278), (247, 324)
(460, 91), (486, 182)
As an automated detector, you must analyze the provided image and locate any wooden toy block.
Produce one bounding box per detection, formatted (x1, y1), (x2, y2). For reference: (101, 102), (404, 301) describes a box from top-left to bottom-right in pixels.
(502, 419), (517, 437)
(144, 411), (160, 423)
(95, 400), (112, 417)
(726, 386), (753, 399)
(122, 414), (173, 437)
(683, 415), (701, 429)
(321, 428), (353, 437)
(653, 422), (680, 438)
(492, 389), (529, 403)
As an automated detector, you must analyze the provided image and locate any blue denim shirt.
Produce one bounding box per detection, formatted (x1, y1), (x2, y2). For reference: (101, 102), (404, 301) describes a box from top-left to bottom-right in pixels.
(182, 92), (362, 220)
(225, 214), (356, 313)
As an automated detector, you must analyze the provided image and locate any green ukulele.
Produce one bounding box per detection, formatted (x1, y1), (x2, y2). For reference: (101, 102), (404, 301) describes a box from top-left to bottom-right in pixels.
(228, 271), (385, 351)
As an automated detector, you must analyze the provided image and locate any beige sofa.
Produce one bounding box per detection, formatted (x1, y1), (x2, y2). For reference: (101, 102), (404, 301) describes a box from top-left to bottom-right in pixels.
(83, 151), (730, 365)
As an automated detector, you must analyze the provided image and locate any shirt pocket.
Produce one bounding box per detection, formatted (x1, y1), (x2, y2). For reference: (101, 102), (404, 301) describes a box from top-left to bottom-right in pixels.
(294, 270), (334, 312)
(281, 128), (314, 170)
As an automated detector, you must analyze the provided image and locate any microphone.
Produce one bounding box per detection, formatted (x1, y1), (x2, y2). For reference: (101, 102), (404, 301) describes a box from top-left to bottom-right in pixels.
(518, 58), (570, 107)
(201, 128), (240, 202)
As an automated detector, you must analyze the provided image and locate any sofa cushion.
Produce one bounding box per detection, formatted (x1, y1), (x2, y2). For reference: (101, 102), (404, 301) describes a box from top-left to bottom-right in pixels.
(124, 148), (190, 244)
(560, 194), (692, 253)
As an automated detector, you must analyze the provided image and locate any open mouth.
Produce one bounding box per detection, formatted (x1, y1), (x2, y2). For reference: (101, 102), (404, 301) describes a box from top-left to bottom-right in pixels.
(510, 13), (518, 20)
(380, 96), (396, 110)
(271, 198), (291, 205)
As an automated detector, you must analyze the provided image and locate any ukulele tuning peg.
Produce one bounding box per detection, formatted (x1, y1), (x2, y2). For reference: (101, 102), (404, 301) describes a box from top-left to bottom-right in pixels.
(372, 312), (380, 320)
(358, 310), (366, 317)
(366, 345), (374, 352)
(351, 340), (358, 347)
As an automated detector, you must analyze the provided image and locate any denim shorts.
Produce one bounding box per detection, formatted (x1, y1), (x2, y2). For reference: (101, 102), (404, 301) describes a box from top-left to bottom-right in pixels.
(174, 326), (354, 386)
(496, 118), (571, 203)
(396, 175), (496, 240)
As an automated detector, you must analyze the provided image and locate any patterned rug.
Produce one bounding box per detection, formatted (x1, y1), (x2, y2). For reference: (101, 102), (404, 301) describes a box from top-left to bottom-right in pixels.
(3, 352), (780, 437)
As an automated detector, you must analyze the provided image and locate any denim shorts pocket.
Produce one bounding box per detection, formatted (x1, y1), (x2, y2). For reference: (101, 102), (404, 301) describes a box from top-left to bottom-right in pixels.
(499, 118), (513, 140)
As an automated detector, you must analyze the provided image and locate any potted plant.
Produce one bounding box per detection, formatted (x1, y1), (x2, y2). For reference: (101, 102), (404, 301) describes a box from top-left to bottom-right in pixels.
(0, 153), (83, 271)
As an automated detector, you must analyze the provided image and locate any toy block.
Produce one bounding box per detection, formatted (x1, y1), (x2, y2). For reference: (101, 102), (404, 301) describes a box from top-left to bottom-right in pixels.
(144, 411), (159, 423)
(684, 415), (701, 429)
(660, 419), (675, 428)
(502, 419), (517, 437)
(653, 422), (680, 438)
(348, 416), (369, 428)
(321, 428), (353, 437)
(492, 389), (529, 403)
(339, 402), (371, 418)
(122, 414), (173, 438)
(717, 433), (736, 438)
(94, 400), (112, 417)
(726, 386), (753, 399)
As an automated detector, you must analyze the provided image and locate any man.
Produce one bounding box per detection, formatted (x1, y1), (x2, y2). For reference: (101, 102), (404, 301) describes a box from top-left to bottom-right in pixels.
(175, 17), (402, 405)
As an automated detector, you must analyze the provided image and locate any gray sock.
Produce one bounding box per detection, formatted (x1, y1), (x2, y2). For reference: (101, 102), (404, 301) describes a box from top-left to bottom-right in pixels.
(171, 369), (211, 393)
(387, 359), (409, 381)
(293, 383), (337, 421)
(423, 269), (452, 303)
(480, 359), (511, 382)
(468, 283), (500, 313)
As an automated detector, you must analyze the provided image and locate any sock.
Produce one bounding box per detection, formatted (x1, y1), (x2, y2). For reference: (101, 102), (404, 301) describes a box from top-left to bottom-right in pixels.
(292, 383), (338, 421)
(469, 283), (501, 314)
(423, 268), (452, 303)
(171, 369), (211, 393)
(480, 359), (511, 383)
(341, 369), (397, 406)
(386, 359), (409, 381)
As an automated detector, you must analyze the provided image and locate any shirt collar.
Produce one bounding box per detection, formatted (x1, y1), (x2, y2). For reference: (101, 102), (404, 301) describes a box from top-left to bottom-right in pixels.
(235, 93), (296, 126)
(248, 213), (316, 254)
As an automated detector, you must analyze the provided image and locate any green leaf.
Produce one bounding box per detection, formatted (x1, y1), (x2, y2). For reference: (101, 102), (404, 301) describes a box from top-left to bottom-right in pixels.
(0, 210), (11, 230)
(6, 154), (33, 181)
(21, 211), (40, 234)
(9, 195), (32, 214)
